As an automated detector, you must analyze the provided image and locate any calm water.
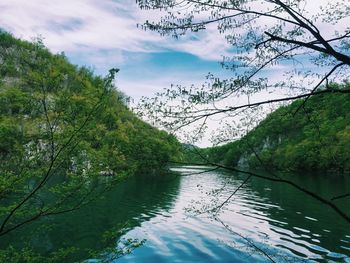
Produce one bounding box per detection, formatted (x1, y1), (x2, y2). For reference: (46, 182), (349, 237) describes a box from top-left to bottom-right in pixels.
(3, 166), (350, 262)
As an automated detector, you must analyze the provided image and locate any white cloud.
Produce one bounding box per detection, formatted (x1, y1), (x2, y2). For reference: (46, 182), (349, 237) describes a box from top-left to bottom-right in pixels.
(0, 0), (158, 52)
(116, 67), (208, 101)
(0, 0), (229, 62)
(2, 0), (349, 147)
(2, 0), (345, 68)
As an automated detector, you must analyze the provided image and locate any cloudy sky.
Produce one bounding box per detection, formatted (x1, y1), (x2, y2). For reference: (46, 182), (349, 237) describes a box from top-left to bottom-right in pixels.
(0, 0), (233, 102)
(1, 0), (348, 146)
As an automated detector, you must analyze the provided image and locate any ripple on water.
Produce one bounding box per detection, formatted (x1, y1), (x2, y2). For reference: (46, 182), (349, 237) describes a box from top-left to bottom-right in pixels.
(341, 246), (350, 251)
(293, 226), (311, 233)
(327, 251), (348, 260)
(109, 168), (350, 263)
(305, 216), (318, 222)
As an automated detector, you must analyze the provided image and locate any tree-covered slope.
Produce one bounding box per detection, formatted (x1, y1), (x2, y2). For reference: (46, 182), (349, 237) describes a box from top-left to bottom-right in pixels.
(0, 31), (182, 257)
(0, 31), (181, 177)
(202, 84), (350, 172)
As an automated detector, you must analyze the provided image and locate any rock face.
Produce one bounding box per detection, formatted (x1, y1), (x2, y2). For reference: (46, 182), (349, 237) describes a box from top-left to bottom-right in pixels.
(237, 154), (249, 168)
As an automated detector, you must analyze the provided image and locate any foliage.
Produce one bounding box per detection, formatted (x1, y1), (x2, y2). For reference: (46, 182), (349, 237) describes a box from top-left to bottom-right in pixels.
(0, 31), (182, 261)
(200, 83), (350, 172)
(135, 0), (350, 226)
(136, 0), (350, 145)
(0, 224), (145, 263)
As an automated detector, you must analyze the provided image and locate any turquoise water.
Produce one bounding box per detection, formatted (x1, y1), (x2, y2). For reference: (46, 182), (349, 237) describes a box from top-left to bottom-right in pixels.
(114, 167), (350, 263)
(2, 166), (350, 262)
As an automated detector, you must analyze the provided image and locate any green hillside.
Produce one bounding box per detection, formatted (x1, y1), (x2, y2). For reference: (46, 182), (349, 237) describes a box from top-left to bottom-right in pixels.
(0, 31), (182, 261)
(199, 84), (350, 173)
(0, 31), (181, 177)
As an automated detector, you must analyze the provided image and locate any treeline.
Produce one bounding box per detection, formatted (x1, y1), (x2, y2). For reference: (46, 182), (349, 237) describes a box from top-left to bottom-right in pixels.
(187, 83), (350, 173)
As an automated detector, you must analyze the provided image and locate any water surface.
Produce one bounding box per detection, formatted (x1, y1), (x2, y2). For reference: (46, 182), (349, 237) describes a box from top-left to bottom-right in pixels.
(108, 167), (350, 262)
(3, 166), (350, 262)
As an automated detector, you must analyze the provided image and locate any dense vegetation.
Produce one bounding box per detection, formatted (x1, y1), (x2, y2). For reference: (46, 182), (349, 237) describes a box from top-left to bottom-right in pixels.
(191, 84), (350, 173)
(0, 31), (182, 261)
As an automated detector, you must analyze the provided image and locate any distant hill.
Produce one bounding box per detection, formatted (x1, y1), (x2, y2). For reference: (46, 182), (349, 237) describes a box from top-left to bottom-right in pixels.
(188, 83), (350, 173)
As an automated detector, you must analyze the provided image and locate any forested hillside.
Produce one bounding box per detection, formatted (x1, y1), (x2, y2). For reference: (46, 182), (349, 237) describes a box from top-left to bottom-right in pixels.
(0, 31), (181, 176)
(196, 84), (350, 173)
(0, 31), (182, 260)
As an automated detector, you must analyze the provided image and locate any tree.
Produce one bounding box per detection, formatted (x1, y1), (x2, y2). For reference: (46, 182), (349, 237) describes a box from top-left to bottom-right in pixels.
(0, 34), (120, 238)
(0, 32), (181, 261)
(136, 0), (350, 134)
(135, 0), (350, 223)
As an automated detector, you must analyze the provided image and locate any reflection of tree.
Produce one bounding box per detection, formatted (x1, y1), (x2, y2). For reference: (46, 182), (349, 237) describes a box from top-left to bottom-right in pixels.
(192, 169), (350, 262)
(0, 174), (181, 261)
(216, 217), (278, 263)
(246, 174), (350, 259)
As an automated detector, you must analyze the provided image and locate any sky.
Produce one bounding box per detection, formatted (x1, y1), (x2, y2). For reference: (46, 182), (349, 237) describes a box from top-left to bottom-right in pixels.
(0, 0), (231, 101)
(0, 0), (348, 146)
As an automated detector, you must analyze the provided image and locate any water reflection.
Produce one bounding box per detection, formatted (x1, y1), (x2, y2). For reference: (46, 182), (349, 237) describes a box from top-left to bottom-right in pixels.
(1, 167), (349, 262)
(0, 174), (181, 261)
(117, 167), (349, 263)
(240, 171), (350, 262)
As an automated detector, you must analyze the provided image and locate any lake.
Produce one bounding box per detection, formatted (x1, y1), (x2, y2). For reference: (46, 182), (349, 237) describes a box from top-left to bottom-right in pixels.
(2, 166), (350, 262)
